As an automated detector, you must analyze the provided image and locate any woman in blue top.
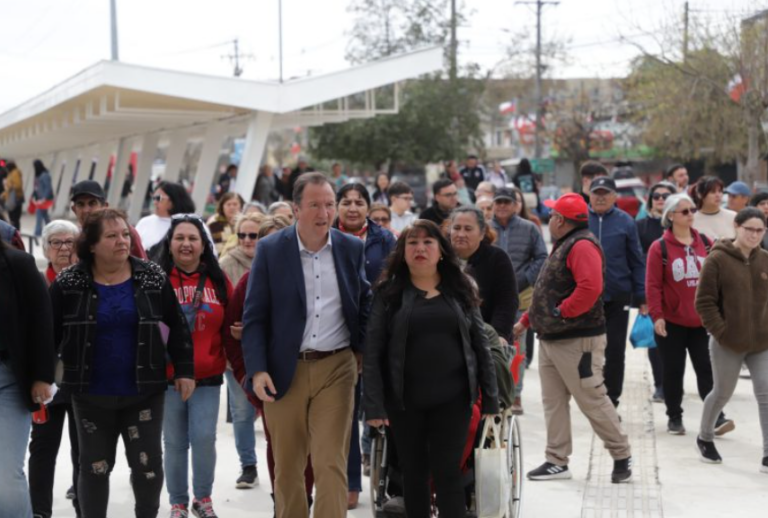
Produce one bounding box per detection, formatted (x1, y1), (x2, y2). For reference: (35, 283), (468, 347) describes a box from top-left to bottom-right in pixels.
(33, 159), (54, 237)
(334, 182), (396, 509)
(50, 208), (195, 518)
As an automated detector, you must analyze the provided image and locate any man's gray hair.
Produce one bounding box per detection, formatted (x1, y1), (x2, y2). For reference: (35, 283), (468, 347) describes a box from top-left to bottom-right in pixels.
(42, 219), (80, 253)
(661, 193), (695, 228)
(292, 172), (335, 206)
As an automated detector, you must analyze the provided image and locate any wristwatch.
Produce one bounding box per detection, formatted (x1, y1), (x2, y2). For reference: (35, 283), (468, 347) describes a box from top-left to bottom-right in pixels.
(552, 306), (562, 318)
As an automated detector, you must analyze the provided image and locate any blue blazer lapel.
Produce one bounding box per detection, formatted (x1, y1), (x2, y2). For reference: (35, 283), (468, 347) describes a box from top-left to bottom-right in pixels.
(284, 228), (307, 309)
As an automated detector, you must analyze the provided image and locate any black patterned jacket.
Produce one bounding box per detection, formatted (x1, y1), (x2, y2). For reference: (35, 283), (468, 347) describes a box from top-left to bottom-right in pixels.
(50, 257), (194, 394)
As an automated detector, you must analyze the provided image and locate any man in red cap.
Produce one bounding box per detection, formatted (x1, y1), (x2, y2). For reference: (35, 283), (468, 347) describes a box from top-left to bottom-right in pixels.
(514, 193), (632, 483)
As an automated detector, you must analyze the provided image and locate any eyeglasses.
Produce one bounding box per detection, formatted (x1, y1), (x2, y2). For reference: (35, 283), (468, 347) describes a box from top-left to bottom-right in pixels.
(237, 232), (259, 240)
(673, 208), (698, 216)
(439, 192), (458, 198)
(152, 195), (169, 202)
(371, 217), (391, 225)
(652, 192), (672, 201)
(739, 226), (766, 235)
(394, 195), (414, 202)
(49, 239), (75, 249)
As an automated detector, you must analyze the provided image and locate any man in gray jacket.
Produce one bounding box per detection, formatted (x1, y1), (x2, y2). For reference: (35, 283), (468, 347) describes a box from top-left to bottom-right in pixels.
(491, 187), (548, 412)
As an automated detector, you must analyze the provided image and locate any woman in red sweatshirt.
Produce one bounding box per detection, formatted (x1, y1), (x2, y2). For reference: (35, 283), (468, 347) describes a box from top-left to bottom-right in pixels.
(646, 193), (733, 437)
(157, 214), (233, 518)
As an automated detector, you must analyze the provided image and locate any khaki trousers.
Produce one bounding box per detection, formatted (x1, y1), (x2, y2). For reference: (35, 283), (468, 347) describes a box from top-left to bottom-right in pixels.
(264, 348), (357, 518)
(539, 334), (631, 465)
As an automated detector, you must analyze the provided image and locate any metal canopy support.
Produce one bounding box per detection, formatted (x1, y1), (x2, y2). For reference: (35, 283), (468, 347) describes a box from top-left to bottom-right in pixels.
(129, 132), (160, 224)
(235, 111), (274, 203)
(53, 149), (81, 217)
(92, 141), (115, 191)
(20, 157), (35, 201)
(107, 137), (134, 208)
(162, 129), (189, 183)
(191, 122), (228, 214)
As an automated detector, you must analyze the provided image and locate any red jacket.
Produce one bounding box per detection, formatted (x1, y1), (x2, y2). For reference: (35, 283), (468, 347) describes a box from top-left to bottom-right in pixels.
(167, 267), (232, 380)
(646, 229), (708, 328)
(222, 271), (262, 410)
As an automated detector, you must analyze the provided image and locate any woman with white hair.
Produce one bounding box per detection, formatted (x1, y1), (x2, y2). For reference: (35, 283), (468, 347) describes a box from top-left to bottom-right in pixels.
(29, 219), (81, 517)
(41, 219), (80, 286)
(267, 201), (294, 224)
(645, 193), (733, 436)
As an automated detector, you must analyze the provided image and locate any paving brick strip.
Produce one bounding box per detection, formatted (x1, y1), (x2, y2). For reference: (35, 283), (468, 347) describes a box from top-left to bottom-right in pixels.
(581, 343), (664, 518)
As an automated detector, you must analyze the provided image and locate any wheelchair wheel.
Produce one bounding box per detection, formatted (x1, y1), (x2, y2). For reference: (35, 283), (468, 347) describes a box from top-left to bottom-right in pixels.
(369, 428), (388, 517)
(504, 413), (523, 518)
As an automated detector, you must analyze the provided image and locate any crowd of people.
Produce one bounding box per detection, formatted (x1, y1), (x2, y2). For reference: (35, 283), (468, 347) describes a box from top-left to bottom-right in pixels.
(1, 154), (768, 518)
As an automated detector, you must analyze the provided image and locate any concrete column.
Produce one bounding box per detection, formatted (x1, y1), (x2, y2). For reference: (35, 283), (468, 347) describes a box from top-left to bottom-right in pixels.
(190, 122), (228, 215)
(48, 152), (64, 200)
(107, 137), (134, 208)
(235, 111), (274, 202)
(163, 129), (189, 183)
(92, 141), (115, 189)
(19, 157), (35, 201)
(128, 132), (160, 224)
(53, 149), (81, 217)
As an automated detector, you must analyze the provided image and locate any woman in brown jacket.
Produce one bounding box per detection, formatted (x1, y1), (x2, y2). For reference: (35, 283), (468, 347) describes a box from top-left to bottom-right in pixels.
(695, 207), (768, 471)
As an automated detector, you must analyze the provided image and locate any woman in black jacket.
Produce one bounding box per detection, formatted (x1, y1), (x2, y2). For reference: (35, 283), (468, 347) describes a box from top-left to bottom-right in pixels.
(635, 181), (676, 403)
(50, 208), (195, 518)
(0, 238), (57, 518)
(363, 219), (499, 518)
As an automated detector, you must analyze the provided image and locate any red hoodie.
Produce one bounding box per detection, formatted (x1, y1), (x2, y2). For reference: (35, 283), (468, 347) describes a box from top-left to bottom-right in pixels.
(646, 228), (708, 328)
(167, 267), (232, 380)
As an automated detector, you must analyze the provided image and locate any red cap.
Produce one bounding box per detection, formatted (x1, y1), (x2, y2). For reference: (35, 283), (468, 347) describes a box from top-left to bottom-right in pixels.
(553, 193), (589, 222)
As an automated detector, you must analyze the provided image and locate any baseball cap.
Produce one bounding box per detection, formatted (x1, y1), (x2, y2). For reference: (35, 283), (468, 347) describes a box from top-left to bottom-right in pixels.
(725, 181), (751, 197)
(493, 188), (516, 202)
(70, 180), (106, 202)
(553, 193), (589, 222)
(590, 177), (617, 194)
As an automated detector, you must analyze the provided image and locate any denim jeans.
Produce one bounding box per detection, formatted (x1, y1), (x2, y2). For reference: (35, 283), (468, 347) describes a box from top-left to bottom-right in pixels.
(34, 209), (50, 237)
(0, 360), (33, 518)
(163, 385), (221, 505)
(224, 370), (257, 467)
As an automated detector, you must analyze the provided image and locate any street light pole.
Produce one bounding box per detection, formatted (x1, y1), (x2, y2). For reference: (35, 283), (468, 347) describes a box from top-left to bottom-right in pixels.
(110, 0), (119, 61)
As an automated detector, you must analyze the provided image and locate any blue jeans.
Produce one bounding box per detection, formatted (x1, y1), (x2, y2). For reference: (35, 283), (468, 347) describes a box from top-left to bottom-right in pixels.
(163, 385), (221, 505)
(34, 209), (50, 237)
(0, 360), (33, 518)
(224, 370), (257, 467)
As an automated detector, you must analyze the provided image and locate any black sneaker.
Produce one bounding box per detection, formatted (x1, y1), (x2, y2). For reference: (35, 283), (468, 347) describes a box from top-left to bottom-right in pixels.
(714, 415), (735, 436)
(611, 457), (632, 483)
(236, 465), (258, 488)
(191, 498), (218, 518)
(761, 457), (768, 474)
(652, 386), (664, 403)
(696, 436), (722, 463)
(527, 462), (572, 480)
(668, 417), (685, 435)
(66, 485), (76, 500)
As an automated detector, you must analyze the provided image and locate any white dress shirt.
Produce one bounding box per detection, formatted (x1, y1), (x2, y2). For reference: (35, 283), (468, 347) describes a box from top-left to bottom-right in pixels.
(391, 211), (417, 233)
(297, 228), (350, 352)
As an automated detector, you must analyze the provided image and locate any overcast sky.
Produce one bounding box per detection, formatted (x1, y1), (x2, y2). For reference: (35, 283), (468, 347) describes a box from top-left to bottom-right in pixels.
(0, 0), (763, 114)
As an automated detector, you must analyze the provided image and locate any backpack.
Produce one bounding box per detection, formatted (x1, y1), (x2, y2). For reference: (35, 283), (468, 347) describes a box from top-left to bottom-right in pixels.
(659, 233), (711, 267)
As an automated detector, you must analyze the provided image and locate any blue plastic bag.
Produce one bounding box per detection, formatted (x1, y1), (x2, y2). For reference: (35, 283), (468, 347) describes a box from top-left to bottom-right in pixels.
(630, 314), (656, 349)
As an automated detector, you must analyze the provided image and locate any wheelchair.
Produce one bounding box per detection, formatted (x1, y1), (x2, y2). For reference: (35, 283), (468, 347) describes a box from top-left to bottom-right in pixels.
(369, 406), (523, 518)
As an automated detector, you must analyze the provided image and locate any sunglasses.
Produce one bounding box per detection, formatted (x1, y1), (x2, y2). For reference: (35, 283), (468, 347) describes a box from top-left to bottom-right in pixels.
(237, 232), (259, 240)
(171, 213), (204, 222)
(652, 192), (671, 201)
(673, 208), (697, 216)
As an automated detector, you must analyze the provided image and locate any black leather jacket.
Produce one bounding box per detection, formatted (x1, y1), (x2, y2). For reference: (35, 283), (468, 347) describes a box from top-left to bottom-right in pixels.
(363, 284), (499, 420)
(50, 257), (194, 395)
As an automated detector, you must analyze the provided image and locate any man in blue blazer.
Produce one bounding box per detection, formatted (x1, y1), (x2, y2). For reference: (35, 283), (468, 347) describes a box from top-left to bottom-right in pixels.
(242, 172), (371, 518)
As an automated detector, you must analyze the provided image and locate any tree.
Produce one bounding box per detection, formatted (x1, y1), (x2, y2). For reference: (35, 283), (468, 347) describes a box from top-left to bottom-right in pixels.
(309, 0), (485, 169)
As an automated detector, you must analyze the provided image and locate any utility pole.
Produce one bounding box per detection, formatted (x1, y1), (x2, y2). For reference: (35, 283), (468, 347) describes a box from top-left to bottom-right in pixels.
(223, 38), (254, 77)
(110, 0), (119, 61)
(516, 0), (559, 159)
(278, 0), (284, 83)
(683, 1), (689, 63)
(449, 0), (457, 82)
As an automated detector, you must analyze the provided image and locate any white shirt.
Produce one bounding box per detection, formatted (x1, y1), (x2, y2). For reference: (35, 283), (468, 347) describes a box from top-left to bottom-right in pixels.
(391, 211), (417, 233)
(297, 228), (350, 352)
(135, 214), (171, 250)
(693, 209), (736, 241)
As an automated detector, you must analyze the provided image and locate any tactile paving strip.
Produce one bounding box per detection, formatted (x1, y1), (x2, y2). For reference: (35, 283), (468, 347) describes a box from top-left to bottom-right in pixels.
(581, 343), (664, 518)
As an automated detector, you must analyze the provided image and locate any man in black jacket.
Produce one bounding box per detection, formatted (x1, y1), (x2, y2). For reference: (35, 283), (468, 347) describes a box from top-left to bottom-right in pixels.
(0, 240), (56, 518)
(419, 179), (459, 227)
